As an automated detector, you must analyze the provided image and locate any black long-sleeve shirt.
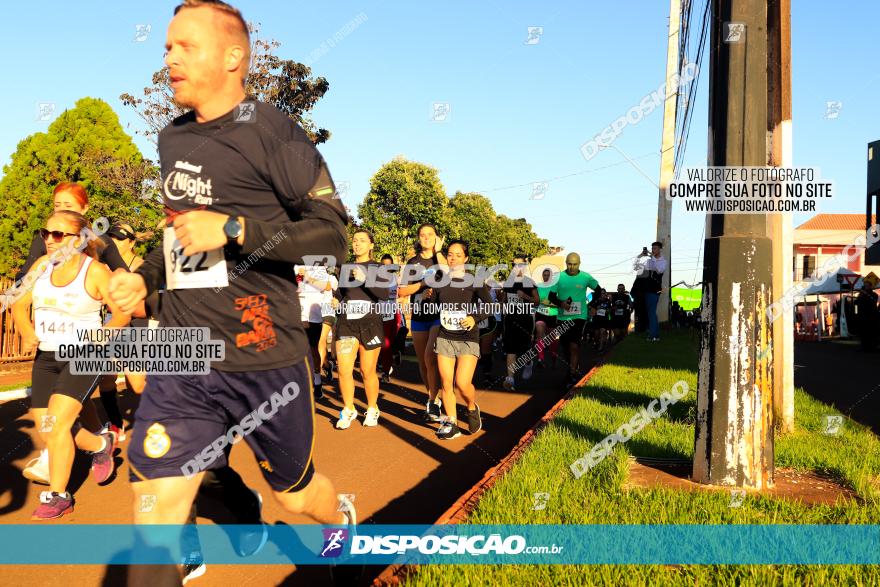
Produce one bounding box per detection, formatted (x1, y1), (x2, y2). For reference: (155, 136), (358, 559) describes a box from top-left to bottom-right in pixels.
(136, 99), (348, 371)
(433, 276), (493, 343)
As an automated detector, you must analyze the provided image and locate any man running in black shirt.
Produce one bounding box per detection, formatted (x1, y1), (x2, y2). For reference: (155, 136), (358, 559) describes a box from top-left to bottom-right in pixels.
(498, 255), (539, 391)
(610, 283), (633, 343)
(108, 2), (355, 578)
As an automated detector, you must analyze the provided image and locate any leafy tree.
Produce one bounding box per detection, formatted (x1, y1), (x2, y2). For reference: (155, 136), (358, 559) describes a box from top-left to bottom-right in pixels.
(494, 215), (548, 262)
(0, 97), (162, 276)
(447, 191), (500, 265)
(120, 27), (331, 145)
(357, 158), (452, 260)
(358, 160), (549, 266)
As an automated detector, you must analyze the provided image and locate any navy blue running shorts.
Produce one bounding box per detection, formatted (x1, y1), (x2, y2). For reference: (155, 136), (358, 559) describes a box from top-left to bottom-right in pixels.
(128, 358), (316, 493)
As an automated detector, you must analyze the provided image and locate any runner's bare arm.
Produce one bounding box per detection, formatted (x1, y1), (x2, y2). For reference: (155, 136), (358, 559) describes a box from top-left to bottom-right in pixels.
(133, 246), (165, 297)
(90, 262), (132, 328)
(10, 255), (47, 353)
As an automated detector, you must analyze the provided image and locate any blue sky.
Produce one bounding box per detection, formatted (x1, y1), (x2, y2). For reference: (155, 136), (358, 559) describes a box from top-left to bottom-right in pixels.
(1, 1), (877, 287)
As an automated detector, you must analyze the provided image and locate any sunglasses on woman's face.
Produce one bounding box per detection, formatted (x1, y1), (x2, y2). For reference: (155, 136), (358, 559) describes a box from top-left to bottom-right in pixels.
(40, 228), (78, 242)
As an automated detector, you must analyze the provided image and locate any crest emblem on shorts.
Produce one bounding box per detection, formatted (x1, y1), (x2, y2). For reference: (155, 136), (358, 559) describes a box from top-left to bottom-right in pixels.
(144, 423), (171, 458)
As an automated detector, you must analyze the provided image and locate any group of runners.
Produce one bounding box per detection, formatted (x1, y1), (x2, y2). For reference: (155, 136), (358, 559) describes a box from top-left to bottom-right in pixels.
(5, 0), (636, 584)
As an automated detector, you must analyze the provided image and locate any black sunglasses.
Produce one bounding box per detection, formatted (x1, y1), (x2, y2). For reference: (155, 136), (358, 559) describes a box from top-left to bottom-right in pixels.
(40, 228), (78, 242)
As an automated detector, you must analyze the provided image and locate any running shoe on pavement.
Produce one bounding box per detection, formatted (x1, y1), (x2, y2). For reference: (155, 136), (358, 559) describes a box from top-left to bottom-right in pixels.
(90, 432), (116, 484)
(100, 422), (121, 448)
(236, 489), (268, 557)
(436, 420), (462, 440)
(314, 383), (324, 400)
(424, 399), (442, 422)
(329, 494), (362, 585)
(336, 407), (358, 430)
(522, 362), (534, 381)
(502, 376), (516, 391)
(362, 407), (381, 427)
(23, 448), (50, 485)
(380, 372), (391, 384)
(182, 552), (206, 585)
(467, 404), (482, 435)
(31, 491), (73, 520)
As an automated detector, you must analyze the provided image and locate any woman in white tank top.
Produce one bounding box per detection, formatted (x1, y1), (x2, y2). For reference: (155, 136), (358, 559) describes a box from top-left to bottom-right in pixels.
(11, 211), (131, 520)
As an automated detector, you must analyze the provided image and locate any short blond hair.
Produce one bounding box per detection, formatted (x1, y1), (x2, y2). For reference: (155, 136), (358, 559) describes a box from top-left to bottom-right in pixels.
(174, 0), (251, 82)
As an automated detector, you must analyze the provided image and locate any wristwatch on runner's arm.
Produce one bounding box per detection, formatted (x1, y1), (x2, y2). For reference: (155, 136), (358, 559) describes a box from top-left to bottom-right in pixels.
(224, 215), (243, 244)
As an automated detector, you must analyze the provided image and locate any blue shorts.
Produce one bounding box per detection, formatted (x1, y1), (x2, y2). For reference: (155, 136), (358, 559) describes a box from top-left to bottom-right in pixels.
(411, 319), (440, 333)
(128, 359), (316, 493)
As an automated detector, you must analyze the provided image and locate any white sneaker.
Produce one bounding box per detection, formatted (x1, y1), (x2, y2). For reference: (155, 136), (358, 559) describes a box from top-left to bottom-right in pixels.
(362, 407), (381, 427)
(522, 362), (534, 381)
(336, 407), (358, 430)
(23, 449), (50, 484)
(502, 376), (516, 391)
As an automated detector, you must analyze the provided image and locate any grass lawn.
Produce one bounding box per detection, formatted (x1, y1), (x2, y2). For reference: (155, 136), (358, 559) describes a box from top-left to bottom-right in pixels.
(0, 381), (29, 393)
(406, 330), (880, 586)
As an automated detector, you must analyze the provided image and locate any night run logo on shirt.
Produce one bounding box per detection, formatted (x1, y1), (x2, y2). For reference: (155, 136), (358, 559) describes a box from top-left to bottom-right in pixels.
(164, 160), (214, 205)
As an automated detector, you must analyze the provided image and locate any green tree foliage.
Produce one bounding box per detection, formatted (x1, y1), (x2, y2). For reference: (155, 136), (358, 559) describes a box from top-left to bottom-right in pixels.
(357, 158), (452, 260)
(120, 27), (331, 145)
(0, 97), (161, 276)
(358, 159), (549, 265)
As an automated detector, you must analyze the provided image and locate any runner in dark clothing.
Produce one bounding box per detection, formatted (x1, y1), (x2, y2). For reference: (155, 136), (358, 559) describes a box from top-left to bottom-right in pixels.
(431, 240), (493, 439)
(108, 6), (355, 585)
(398, 223), (447, 422)
(334, 229), (392, 429)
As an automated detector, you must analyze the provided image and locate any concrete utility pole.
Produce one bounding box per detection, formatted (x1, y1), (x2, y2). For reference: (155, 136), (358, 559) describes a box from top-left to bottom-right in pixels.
(693, 0), (775, 489)
(656, 0), (681, 323)
(768, 0), (795, 432)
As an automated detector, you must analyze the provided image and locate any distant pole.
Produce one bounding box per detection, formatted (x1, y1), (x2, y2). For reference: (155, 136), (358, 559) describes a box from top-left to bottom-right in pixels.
(768, 0), (795, 431)
(693, 0), (775, 489)
(656, 0), (681, 323)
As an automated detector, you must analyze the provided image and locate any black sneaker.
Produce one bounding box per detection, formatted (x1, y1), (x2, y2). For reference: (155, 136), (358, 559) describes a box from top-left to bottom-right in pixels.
(467, 405), (482, 434)
(324, 360), (335, 383)
(381, 372), (391, 384)
(436, 421), (461, 440)
(424, 400), (442, 422)
(314, 383), (324, 400)
(182, 554), (206, 585)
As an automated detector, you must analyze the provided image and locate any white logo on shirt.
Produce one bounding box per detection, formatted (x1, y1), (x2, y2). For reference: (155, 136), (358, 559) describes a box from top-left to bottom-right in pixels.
(164, 161), (213, 205)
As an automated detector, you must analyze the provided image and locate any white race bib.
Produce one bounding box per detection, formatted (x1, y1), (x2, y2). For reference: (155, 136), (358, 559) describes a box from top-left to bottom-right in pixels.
(615, 309), (624, 316)
(441, 310), (467, 331)
(163, 227), (228, 290)
(345, 300), (371, 320)
(597, 309), (607, 317)
(381, 300), (396, 321)
(478, 318), (489, 329)
(563, 302), (582, 316)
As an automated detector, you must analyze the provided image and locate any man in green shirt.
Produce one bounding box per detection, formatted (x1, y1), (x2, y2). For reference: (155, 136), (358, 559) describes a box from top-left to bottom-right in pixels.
(535, 268), (559, 368)
(548, 253), (600, 388)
